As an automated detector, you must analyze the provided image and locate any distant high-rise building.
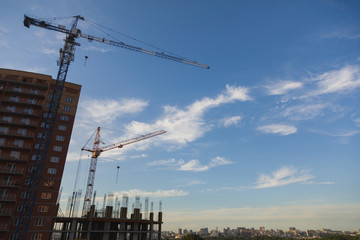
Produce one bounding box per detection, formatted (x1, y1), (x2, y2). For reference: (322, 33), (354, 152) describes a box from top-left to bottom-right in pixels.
(0, 68), (81, 240)
(178, 228), (182, 235)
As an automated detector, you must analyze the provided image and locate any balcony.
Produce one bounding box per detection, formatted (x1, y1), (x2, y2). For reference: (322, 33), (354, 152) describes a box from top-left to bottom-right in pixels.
(0, 107), (41, 118)
(0, 194), (17, 202)
(0, 166), (24, 175)
(0, 118), (38, 128)
(0, 154), (29, 162)
(2, 86), (46, 98)
(0, 129), (35, 139)
(0, 180), (19, 188)
(0, 142), (32, 150)
(1, 97), (43, 108)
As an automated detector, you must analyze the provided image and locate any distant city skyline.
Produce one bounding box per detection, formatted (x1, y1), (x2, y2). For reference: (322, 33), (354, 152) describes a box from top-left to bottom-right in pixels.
(1, 0), (359, 232)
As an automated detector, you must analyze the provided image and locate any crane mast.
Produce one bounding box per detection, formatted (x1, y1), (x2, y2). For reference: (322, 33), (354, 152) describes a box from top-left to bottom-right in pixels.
(20, 14), (208, 240)
(15, 16), (83, 240)
(81, 127), (166, 217)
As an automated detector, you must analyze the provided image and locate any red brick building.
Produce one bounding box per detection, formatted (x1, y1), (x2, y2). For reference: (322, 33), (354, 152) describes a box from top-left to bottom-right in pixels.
(0, 68), (81, 240)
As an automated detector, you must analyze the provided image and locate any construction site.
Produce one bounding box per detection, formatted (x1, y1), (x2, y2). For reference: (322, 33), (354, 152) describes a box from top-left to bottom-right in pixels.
(0, 14), (208, 240)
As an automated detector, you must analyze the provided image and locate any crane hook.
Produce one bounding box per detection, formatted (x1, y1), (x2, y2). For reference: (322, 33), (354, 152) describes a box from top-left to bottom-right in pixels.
(84, 55), (88, 67)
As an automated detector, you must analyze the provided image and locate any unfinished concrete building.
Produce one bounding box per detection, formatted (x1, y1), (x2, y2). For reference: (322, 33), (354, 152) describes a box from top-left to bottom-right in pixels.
(51, 196), (162, 240)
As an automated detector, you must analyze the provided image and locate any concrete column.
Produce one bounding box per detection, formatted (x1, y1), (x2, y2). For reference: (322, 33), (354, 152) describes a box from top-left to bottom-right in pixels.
(68, 219), (77, 240)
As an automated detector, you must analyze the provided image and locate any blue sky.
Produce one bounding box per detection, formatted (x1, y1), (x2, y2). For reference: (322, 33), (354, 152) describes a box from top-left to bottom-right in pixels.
(1, 0), (360, 232)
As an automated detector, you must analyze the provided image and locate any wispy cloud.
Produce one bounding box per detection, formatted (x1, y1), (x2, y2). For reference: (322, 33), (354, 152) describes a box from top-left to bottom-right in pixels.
(125, 85), (251, 145)
(322, 28), (360, 40)
(308, 129), (360, 137)
(83, 45), (112, 53)
(223, 116), (242, 127)
(266, 81), (303, 95)
(308, 65), (360, 96)
(254, 166), (314, 189)
(78, 98), (148, 124)
(256, 124), (297, 136)
(148, 156), (233, 172)
(113, 189), (188, 198)
(41, 48), (58, 55)
(281, 103), (332, 121)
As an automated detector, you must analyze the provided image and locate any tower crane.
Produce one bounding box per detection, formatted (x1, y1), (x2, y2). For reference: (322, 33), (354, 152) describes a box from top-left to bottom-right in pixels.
(80, 127), (166, 217)
(17, 14), (209, 240)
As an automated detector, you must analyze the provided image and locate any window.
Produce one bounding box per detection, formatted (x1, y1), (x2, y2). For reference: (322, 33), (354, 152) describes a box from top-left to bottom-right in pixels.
(31, 154), (40, 161)
(17, 128), (27, 136)
(40, 122), (49, 128)
(17, 204), (25, 212)
(60, 115), (69, 121)
(2, 116), (12, 122)
(28, 98), (37, 104)
(0, 127), (9, 133)
(0, 138), (4, 146)
(34, 144), (44, 150)
(58, 125), (67, 131)
(34, 218), (44, 226)
(43, 112), (53, 118)
(10, 151), (20, 159)
(62, 106), (71, 112)
(6, 106), (16, 112)
(13, 87), (22, 92)
(31, 233), (43, 240)
(47, 168), (57, 174)
(28, 166), (35, 173)
(53, 146), (63, 152)
(13, 218), (24, 227)
(50, 156), (60, 163)
(30, 89), (39, 95)
(24, 108), (33, 114)
(10, 96), (19, 102)
(24, 178), (32, 185)
(38, 205), (49, 213)
(40, 192), (52, 200)
(21, 118), (30, 125)
(44, 180), (55, 187)
(6, 163), (15, 172)
(65, 97), (73, 103)
(48, 93), (54, 99)
(14, 139), (24, 147)
(21, 191), (29, 198)
(56, 135), (65, 141)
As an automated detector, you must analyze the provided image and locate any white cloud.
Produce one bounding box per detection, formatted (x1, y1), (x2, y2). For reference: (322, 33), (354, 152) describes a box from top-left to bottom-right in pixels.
(179, 156), (233, 172)
(147, 159), (178, 167)
(256, 124), (297, 135)
(41, 48), (58, 55)
(309, 65), (360, 96)
(147, 156), (233, 172)
(125, 85), (251, 145)
(113, 189), (188, 198)
(254, 166), (314, 189)
(179, 160), (209, 172)
(84, 45), (112, 53)
(223, 116), (242, 127)
(266, 81), (303, 95)
(78, 98), (148, 124)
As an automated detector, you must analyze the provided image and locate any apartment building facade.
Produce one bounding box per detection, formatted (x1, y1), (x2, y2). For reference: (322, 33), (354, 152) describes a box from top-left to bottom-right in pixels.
(0, 68), (81, 240)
